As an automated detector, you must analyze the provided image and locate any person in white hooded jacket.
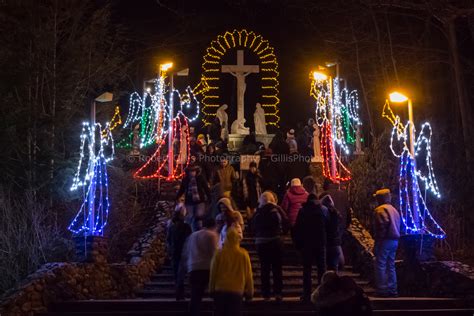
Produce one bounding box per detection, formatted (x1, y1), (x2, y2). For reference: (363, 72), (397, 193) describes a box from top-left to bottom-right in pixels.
(215, 197), (244, 247)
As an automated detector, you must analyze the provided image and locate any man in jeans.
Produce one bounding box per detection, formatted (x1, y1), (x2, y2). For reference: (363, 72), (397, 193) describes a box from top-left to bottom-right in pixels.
(182, 218), (218, 316)
(373, 189), (401, 297)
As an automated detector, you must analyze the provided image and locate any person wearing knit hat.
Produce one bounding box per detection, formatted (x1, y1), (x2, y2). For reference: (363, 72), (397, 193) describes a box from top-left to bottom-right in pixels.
(373, 188), (400, 297)
(197, 133), (207, 153)
(286, 128), (298, 154)
(281, 178), (309, 226)
(251, 191), (285, 301)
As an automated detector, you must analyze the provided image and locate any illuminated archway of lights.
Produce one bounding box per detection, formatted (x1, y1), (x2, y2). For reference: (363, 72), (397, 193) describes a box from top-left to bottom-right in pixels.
(198, 29), (280, 126)
(382, 100), (445, 238)
(310, 77), (361, 182)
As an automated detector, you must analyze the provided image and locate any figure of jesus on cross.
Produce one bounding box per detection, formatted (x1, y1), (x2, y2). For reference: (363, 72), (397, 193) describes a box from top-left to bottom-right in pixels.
(221, 50), (259, 123)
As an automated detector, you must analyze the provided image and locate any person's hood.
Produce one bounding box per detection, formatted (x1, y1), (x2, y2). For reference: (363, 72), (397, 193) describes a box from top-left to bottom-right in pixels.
(320, 194), (335, 208)
(217, 197), (234, 212)
(223, 227), (240, 249)
(289, 186), (307, 195)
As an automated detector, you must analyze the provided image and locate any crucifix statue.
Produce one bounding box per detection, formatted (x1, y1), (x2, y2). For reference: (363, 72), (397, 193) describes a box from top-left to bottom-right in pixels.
(221, 50), (259, 131)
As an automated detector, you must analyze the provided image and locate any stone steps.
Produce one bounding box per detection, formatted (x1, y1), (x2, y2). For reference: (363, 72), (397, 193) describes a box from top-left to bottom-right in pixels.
(41, 298), (474, 316)
(37, 218), (474, 316)
(40, 310), (474, 316)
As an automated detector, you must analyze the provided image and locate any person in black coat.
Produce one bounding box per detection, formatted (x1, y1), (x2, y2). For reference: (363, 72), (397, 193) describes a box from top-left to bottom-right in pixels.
(166, 206), (192, 300)
(177, 165), (211, 231)
(208, 117), (222, 144)
(259, 148), (287, 202)
(293, 194), (329, 302)
(202, 144), (218, 185)
(251, 191), (283, 301)
(243, 161), (263, 219)
(321, 194), (345, 271)
(320, 178), (351, 229)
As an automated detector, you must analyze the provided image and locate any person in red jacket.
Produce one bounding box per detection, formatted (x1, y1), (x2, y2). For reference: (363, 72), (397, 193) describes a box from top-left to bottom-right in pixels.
(281, 178), (309, 226)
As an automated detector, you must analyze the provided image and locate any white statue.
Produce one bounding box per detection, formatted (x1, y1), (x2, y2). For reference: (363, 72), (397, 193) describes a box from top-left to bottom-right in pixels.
(177, 125), (188, 165)
(130, 123), (140, 156)
(231, 118), (250, 135)
(355, 125), (364, 155)
(238, 82), (246, 120)
(312, 124), (323, 162)
(254, 103), (267, 135)
(216, 104), (229, 141)
(221, 50), (259, 124)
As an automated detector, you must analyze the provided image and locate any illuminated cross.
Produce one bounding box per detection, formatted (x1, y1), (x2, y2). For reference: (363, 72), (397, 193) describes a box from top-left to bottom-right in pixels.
(221, 50), (259, 122)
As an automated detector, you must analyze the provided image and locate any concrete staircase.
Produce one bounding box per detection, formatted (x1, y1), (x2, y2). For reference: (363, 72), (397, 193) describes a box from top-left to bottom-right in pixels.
(40, 235), (474, 315)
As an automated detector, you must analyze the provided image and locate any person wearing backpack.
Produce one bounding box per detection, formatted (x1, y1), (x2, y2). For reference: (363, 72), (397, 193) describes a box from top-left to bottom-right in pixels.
(251, 191), (284, 302)
(373, 188), (401, 297)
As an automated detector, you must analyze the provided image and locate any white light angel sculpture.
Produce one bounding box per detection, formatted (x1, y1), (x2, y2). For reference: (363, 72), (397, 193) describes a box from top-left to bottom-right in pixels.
(118, 70), (201, 180)
(310, 74), (362, 182)
(69, 122), (114, 236)
(382, 101), (445, 238)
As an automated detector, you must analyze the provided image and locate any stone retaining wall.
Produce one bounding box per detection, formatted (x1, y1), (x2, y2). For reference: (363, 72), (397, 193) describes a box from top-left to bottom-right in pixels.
(344, 216), (375, 281)
(397, 260), (474, 298)
(344, 216), (474, 298)
(0, 201), (174, 316)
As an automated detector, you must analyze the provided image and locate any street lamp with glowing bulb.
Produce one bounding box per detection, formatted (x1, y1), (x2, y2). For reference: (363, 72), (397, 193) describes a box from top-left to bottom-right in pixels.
(389, 91), (409, 103)
(312, 71), (328, 81)
(160, 62), (173, 72)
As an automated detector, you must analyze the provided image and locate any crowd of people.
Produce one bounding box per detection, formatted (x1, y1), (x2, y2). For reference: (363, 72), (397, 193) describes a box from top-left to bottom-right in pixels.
(165, 124), (400, 316)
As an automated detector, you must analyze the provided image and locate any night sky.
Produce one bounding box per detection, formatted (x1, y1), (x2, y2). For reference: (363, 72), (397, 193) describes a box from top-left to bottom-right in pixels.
(112, 0), (331, 130)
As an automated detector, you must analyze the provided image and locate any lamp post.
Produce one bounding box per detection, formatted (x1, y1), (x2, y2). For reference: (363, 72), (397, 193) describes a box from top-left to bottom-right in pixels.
(159, 63), (189, 180)
(159, 63), (174, 180)
(389, 91), (419, 228)
(89, 92), (113, 236)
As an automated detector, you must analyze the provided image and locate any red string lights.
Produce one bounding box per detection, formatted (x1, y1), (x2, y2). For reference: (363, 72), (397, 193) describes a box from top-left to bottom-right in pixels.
(320, 122), (351, 182)
(133, 112), (190, 181)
